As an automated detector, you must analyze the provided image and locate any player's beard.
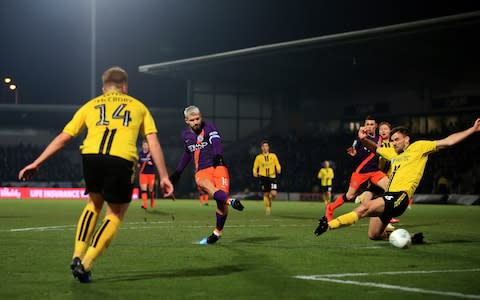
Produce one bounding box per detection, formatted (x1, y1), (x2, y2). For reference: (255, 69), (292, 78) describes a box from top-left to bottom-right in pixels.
(192, 121), (204, 134)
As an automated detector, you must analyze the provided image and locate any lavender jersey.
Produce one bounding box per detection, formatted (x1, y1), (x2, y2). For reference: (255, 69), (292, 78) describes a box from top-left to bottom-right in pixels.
(138, 151), (155, 174)
(353, 134), (382, 173)
(176, 122), (223, 172)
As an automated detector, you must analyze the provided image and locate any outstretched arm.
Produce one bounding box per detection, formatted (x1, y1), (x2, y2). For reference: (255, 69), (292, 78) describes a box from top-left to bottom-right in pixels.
(357, 126), (378, 152)
(18, 132), (73, 181)
(436, 118), (480, 150)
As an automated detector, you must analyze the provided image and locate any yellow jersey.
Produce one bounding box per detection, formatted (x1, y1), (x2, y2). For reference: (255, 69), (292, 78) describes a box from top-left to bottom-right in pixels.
(377, 140), (437, 198)
(63, 91), (157, 162)
(317, 167), (334, 186)
(253, 153), (281, 178)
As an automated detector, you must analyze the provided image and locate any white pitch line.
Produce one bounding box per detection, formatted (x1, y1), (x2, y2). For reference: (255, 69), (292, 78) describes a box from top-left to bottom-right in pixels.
(1, 222), (312, 232)
(8, 225), (75, 232)
(311, 268), (480, 278)
(295, 269), (480, 299)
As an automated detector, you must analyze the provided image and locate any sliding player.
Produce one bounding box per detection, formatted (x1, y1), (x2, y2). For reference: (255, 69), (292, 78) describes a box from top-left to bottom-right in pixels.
(315, 118), (480, 239)
(326, 116), (389, 221)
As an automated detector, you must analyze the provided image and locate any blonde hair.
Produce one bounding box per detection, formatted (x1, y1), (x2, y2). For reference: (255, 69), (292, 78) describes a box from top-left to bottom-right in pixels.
(102, 67), (128, 88)
(184, 105), (201, 118)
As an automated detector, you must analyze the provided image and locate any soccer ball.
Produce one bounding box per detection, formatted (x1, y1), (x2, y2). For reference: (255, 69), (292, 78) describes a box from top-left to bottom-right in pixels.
(389, 228), (412, 249)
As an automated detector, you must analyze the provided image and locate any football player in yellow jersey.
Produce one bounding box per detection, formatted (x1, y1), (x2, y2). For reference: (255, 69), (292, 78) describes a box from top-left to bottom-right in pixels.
(317, 160), (334, 207)
(253, 140), (282, 215)
(315, 118), (480, 240)
(18, 67), (173, 283)
(355, 121), (402, 225)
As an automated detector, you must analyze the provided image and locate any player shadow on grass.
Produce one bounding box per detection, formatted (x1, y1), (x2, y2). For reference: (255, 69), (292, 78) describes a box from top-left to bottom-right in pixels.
(145, 210), (171, 216)
(100, 264), (247, 282)
(234, 236), (281, 244)
(276, 215), (317, 220)
(429, 239), (475, 245)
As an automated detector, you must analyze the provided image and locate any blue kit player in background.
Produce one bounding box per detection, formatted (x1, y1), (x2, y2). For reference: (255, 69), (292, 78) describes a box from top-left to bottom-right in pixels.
(138, 140), (156, 209)
(169, 105), (244, 244)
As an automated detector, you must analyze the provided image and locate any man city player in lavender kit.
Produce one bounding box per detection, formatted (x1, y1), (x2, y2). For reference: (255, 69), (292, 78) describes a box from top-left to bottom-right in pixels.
(169, 106), (244, 244)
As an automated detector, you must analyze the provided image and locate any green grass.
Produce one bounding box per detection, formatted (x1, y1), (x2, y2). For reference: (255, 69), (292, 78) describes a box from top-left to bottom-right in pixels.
(1, 199), (479, 299)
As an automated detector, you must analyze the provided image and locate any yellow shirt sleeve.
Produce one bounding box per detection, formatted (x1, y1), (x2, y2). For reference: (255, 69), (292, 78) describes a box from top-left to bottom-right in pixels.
(141, 106), (157, 136)
(253, 155), (260, 175)
(377, 146), (398, 161)
(273, 154), (281, 174)
(63, 105), (87, 137)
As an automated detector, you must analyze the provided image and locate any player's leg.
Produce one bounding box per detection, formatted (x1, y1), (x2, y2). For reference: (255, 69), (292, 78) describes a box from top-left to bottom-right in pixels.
(371, 173), (399, 223)
(148, 175), (155, 208)
(72, 193), (103, 263)
(259, 176), (270, 214)
(201, 193), (209, 204)
(196, 168), (229, 244)
(72, 154), (104, 271)
(355, 190), (374, 204)
(72, 156), (134, 282)
(263, 192), (271, 215)
(139, 175), (148, 209)
(269, 189), (277, 213)
(327, 184), (358, 221)
(267, 181), (278, 215)
(81, 202), (129, 273)
(197, 169), (227, 204)
(324, 187), (332, 206)
(367, 217), (389, 240)
(327, 172), (367, 220)
(316, 196), (385, 236)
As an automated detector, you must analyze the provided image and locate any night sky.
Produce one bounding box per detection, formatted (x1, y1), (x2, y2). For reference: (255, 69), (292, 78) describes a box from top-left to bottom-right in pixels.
(1, 1), (479, 107)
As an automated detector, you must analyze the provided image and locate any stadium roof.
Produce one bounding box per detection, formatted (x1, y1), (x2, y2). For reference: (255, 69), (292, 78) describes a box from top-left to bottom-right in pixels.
(139, 11), (480, 88)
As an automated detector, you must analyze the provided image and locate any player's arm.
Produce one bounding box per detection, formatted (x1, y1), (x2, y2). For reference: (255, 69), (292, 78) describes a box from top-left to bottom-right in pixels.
(274, 154), (281, 175)
(210, 129), (225, 167)
(168, 149), (191, 185)
(145, 133), (173, 197)
(435, 118), (480, 150)
(253, 156), (259, 177)
(18, 132), (73, 181)
(346, 139), (358, 156)
(358, 126), (378, 152)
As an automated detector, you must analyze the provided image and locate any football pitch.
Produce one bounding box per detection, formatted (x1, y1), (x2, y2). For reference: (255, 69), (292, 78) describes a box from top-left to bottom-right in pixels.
(1, 199), (479, 300)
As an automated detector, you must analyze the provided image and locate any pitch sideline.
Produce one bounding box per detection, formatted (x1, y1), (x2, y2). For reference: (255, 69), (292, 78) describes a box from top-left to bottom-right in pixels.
(295, 269), (480, 299)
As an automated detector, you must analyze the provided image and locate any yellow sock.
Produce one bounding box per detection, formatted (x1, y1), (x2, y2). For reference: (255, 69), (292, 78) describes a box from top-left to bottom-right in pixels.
(82, 214), (121, 271)
(328, 211), (359, 229)
(73, 202), (100, 259)
(263, 194), (269, 209)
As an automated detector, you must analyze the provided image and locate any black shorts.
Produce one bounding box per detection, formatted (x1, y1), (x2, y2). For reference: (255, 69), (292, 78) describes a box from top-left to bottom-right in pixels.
(380, 191), (409, 224)
(320, 185), (332, 193)
(260, 176), (278, 192)
(82, 154), (135, 204)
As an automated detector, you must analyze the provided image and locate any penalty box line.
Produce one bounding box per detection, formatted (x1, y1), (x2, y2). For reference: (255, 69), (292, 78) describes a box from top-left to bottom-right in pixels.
(295, 269), (480, 299)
